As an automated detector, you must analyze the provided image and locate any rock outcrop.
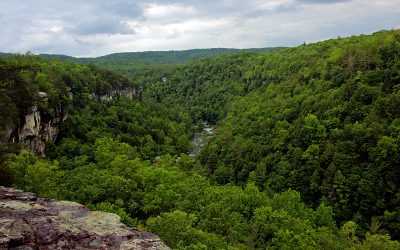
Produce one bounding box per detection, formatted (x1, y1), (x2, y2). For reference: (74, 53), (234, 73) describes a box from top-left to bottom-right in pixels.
(3, 85), (143, 156)
(0, 186), (169, 249)
(91, 86), (144, 101)
(8, 104), (68, 156)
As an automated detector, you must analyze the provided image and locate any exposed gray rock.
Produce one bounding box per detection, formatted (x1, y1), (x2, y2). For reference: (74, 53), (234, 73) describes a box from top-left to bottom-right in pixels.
(92, 86), (142, 102)
(8, 104), (67, 156)
(0, 186), (169, 250)
(4, 85), (142, 156)
(38, 92), (48, 101)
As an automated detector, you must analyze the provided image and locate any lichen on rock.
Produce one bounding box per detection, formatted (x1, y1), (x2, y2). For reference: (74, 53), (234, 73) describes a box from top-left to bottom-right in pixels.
(0, 186), (169, 249)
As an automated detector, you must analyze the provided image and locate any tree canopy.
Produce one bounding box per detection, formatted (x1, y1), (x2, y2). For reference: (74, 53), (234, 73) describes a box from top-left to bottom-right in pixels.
(1, 29), (400, 249)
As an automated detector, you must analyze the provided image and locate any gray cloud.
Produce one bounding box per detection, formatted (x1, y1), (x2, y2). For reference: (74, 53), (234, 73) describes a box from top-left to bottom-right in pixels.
(298, 0), (350, 3)
(0, 0), (399, 57)
(65, 17), (135, 35)
(109, 2), (143, 18)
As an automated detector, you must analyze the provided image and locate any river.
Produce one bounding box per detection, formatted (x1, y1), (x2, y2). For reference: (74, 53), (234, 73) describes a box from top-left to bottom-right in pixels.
(189, 123), (215, 157)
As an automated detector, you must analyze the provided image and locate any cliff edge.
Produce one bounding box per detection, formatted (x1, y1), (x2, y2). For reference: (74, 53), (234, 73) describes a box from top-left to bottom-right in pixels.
(0, 186), (169, 249)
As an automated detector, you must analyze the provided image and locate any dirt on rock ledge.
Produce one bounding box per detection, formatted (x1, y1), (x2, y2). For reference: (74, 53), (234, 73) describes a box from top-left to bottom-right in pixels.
(0, 186), (169, 250)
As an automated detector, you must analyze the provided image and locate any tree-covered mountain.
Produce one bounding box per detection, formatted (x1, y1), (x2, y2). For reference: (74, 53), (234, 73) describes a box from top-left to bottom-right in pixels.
(1, 30), (400, 249)
(39, 47), (282, 65)
(35, 48), (283, 83)
(200, 34), (400, 235)
(141, 29), (400, 238)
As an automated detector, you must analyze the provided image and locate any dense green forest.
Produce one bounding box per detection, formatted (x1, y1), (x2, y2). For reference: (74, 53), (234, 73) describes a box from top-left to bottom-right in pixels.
(1, 30), (400, 249)
(0, 54), (138, 138)
(37, 48), (282, 86)
(39, 47), (281, 65)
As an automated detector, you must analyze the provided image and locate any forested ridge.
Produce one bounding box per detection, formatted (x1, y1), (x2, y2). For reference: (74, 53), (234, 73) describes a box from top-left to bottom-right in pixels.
(1, 30), (400, 249)
(35, 48), (282, 80)
(38, 47), (279, 63)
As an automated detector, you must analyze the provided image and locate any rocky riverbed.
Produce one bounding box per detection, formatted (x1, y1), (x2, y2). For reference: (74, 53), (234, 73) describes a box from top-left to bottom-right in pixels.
(189, 123), (215, 157)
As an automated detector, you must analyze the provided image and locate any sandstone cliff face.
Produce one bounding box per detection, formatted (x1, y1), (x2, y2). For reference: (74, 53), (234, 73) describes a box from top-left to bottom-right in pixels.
(4, 85), (143, 156)
(0, 186), (169, 250)
(8, 104), (68, 156)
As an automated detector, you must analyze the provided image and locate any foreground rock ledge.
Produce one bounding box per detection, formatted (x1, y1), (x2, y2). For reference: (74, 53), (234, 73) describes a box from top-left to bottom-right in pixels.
(0, 187), (169, 250)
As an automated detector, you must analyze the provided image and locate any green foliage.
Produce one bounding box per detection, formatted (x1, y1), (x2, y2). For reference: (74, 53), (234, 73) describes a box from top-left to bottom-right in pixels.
(147, 210), (227, 249)
(40, 47), (281, 68)
(51, 98), (192, 161)
(4, 139), (400, 249)
(2, 30), (400, 249)
(197, 30), (400, 238)
(0, 53), (137, 144)
(355, 233), (400, 250)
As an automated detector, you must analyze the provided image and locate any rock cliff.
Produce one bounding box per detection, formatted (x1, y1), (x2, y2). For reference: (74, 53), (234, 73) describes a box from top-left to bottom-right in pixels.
(8, 104), (68, 156)
(91, 86), (144, 101)
(3, 85), (143, 156)
(0, 186), (169, 249)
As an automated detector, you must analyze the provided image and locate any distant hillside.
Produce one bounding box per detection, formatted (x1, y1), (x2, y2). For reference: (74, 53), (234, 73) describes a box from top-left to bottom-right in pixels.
(35, 47), (283, 78)
(38, 47), (282, 65)
(38, 54), (76, 61)
(82, 48), (282, 64)
(0, 52), (13, 57)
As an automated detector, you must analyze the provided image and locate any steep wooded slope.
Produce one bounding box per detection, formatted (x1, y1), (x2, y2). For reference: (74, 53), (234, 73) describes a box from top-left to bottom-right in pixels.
(199, 30), (400, 237)
(1, 30), (400, 249)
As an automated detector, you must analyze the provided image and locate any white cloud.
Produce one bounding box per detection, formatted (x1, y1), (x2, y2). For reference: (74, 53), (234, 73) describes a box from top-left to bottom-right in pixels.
(144, 3), (198, 21)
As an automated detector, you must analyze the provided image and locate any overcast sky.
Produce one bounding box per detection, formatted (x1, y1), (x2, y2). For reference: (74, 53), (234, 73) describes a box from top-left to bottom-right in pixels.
(0, 0), (399, 57)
